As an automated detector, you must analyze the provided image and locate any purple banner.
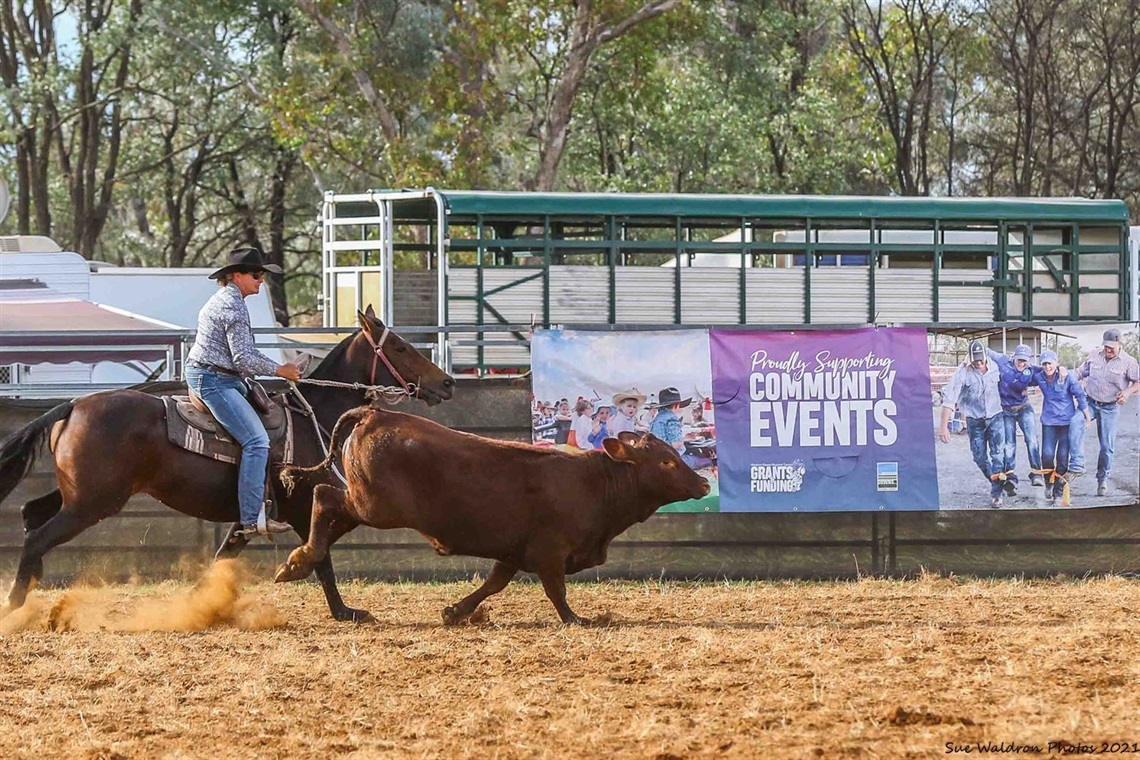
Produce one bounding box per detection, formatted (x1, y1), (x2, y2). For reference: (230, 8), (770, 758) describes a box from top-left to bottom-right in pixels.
(710, 327), (939, 511)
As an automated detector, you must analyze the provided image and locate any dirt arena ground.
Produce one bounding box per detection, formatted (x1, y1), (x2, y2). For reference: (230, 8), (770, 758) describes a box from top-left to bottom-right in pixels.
(0, 566), (1137, 759)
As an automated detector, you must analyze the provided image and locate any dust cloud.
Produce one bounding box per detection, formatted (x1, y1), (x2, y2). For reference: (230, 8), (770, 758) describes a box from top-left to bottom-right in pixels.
(0, 560), (285, 633)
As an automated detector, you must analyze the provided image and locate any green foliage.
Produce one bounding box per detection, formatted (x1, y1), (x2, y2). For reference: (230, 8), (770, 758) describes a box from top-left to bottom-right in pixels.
(1122, 331), (1140, 361)
(1056, 341), (1084, 369)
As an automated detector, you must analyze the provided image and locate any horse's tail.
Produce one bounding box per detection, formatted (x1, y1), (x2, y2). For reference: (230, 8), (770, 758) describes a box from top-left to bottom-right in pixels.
(280, 406), (373, 496)
(0, 402), (75, 506)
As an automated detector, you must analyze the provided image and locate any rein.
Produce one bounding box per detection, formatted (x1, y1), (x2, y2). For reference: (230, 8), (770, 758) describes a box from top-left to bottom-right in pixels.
(293, 327), (419, 405)
(295, 376), (415, 405)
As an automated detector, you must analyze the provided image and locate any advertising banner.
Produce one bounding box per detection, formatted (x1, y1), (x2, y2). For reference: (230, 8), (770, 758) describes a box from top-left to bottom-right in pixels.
(530, 326), (1140, 512)
(710, 327), (939, 512)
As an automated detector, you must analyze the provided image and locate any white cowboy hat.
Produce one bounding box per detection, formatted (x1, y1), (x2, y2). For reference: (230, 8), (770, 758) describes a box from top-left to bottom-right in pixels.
(611, 387), (647, 405)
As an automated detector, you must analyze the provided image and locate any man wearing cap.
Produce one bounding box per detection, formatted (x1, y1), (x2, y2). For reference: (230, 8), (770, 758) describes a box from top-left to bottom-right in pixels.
(939, 340), (1007, 507)
(1068, 328), (1140, 496)
(1034, 350), (1091, 506)
(185, 246), (302, 537)
(984, 344), (1045, 492)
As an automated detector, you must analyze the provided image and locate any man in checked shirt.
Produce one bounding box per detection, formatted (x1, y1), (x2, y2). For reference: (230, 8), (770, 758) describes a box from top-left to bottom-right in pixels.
(939, 340), (1008, 508)
(1067, 328), (1140, 497)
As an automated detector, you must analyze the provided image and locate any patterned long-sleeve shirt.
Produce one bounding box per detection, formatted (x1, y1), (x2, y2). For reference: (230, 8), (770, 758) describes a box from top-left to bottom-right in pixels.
(186, 283), (279, 377)
(1076, 349), (1140, 404)
(649, 408), (684, 448)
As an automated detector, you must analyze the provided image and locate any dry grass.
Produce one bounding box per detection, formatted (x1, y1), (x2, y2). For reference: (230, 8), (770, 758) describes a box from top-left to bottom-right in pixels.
(0, 569), (1136, 759)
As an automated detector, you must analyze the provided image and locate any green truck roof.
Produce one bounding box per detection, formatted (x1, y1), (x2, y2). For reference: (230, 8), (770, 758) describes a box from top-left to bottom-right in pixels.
(386, 190), (1130, 223)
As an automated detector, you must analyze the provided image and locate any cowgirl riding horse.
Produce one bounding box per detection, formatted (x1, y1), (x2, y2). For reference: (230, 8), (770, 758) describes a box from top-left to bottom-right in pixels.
(185, 247), (303, 537)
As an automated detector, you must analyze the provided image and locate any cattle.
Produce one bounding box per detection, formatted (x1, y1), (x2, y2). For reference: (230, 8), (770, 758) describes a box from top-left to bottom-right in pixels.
(275, 406), (710, 624)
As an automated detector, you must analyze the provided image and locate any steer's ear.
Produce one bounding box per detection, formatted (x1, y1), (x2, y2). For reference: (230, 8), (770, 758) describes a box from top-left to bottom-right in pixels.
(602, 437), (636, 463)
(617, 431), (642, 446)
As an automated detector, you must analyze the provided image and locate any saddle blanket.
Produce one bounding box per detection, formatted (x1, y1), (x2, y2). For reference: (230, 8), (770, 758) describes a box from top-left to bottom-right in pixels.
(163, 395), (294, 465)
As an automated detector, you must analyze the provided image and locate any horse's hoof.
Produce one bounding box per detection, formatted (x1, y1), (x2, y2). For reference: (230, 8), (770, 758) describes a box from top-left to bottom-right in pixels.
(273, 562), (312, 583)
(333, 607), (375, 624)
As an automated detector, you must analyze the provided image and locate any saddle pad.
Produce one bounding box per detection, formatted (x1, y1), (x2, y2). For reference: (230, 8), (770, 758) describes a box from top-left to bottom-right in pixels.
(174, 394), (286, 433)
(163, 396), (293, 465)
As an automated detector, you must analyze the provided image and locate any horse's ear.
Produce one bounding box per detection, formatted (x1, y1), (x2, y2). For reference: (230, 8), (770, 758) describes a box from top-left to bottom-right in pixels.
(357, 305), (385, 332)
(356, 309), (379, 331)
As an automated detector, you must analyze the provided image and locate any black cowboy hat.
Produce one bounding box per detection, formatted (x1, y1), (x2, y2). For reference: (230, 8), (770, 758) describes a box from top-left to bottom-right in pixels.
(648, 386), (692, 409)
(208, 246), (284, 280)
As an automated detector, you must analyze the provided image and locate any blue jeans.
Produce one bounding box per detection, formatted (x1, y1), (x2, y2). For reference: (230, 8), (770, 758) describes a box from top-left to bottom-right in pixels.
(185, 367), (269, 525)
(1040, 423), (1070, 484)
(967, 414), (1007, 497)
(1001, 404), (1041, 484)
(1072, 402), (1119, 483)
(1068, 414), (1085, 473)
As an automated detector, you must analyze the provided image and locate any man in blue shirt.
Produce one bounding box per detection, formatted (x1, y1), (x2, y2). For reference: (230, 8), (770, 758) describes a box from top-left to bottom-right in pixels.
(985, 344), (1044, 493)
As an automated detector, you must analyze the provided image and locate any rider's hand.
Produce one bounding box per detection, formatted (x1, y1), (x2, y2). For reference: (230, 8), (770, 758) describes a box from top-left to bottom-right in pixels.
(939, 427), (951, 444)
(276, 362), (302, 382)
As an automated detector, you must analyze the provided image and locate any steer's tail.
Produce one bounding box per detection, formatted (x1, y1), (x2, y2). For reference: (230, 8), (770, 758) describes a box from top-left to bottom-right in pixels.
(0, 402), (75, 505)
(280, 406), (373, 496)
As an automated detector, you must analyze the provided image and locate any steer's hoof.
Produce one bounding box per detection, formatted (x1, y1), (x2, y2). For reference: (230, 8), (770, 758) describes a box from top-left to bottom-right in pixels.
(274, 561), (313, 583)
(441, 605), (466, 626)
(333, 607), (375, 624)
(563, 611), (613, 627)
(441, 605), (487, 626)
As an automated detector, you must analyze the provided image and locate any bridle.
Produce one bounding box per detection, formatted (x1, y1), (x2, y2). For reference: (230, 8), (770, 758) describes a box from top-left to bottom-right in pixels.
(361, 326), (417, 397)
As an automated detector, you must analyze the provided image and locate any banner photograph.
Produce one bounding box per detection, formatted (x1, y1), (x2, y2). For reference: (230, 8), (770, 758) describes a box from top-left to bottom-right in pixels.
(530, 329), (718, 513)
(933, 327), (1140, 510)
(530, 325), (1140, 513)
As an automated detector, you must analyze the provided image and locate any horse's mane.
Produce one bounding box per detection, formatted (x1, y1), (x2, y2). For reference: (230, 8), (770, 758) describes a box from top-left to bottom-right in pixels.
(309, 329), (360, 379)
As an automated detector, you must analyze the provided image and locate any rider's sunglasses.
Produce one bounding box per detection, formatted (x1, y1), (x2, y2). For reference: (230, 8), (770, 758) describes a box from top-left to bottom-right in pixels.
(249, 270), (265, 281)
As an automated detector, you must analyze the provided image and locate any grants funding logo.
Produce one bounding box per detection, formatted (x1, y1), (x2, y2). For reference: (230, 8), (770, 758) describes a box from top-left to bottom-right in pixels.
(750, 461), (806, 493)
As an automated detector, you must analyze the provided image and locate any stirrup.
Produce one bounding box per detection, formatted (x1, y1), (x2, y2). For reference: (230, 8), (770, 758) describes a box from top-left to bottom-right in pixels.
(235, 503), (292, 540)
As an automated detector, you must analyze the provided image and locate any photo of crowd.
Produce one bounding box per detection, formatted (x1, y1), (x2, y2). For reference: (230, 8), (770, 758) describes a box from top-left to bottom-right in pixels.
(530, 329), (718, 512)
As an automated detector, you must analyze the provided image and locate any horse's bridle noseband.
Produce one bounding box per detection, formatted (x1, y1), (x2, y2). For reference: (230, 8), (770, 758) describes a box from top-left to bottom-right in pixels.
(362, 326), (417, 397)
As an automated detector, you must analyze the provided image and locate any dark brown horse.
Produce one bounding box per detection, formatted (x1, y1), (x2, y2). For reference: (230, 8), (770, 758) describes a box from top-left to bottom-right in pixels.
(0, 307), (453, 621)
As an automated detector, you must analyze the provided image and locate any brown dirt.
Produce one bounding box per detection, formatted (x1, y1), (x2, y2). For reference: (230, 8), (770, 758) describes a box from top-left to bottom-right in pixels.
(0, 570), (1136, 759)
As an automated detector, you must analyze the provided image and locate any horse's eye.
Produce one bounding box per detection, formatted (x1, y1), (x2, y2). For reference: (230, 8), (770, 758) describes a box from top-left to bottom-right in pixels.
(395, 345), (406, 353)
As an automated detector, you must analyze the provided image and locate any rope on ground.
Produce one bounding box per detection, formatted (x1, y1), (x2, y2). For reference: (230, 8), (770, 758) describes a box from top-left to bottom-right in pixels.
(1031, 467), (1071, 506)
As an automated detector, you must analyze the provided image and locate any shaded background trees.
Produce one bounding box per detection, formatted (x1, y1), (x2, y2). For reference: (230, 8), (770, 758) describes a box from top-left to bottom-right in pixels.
(2, 0), (1139, 322)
